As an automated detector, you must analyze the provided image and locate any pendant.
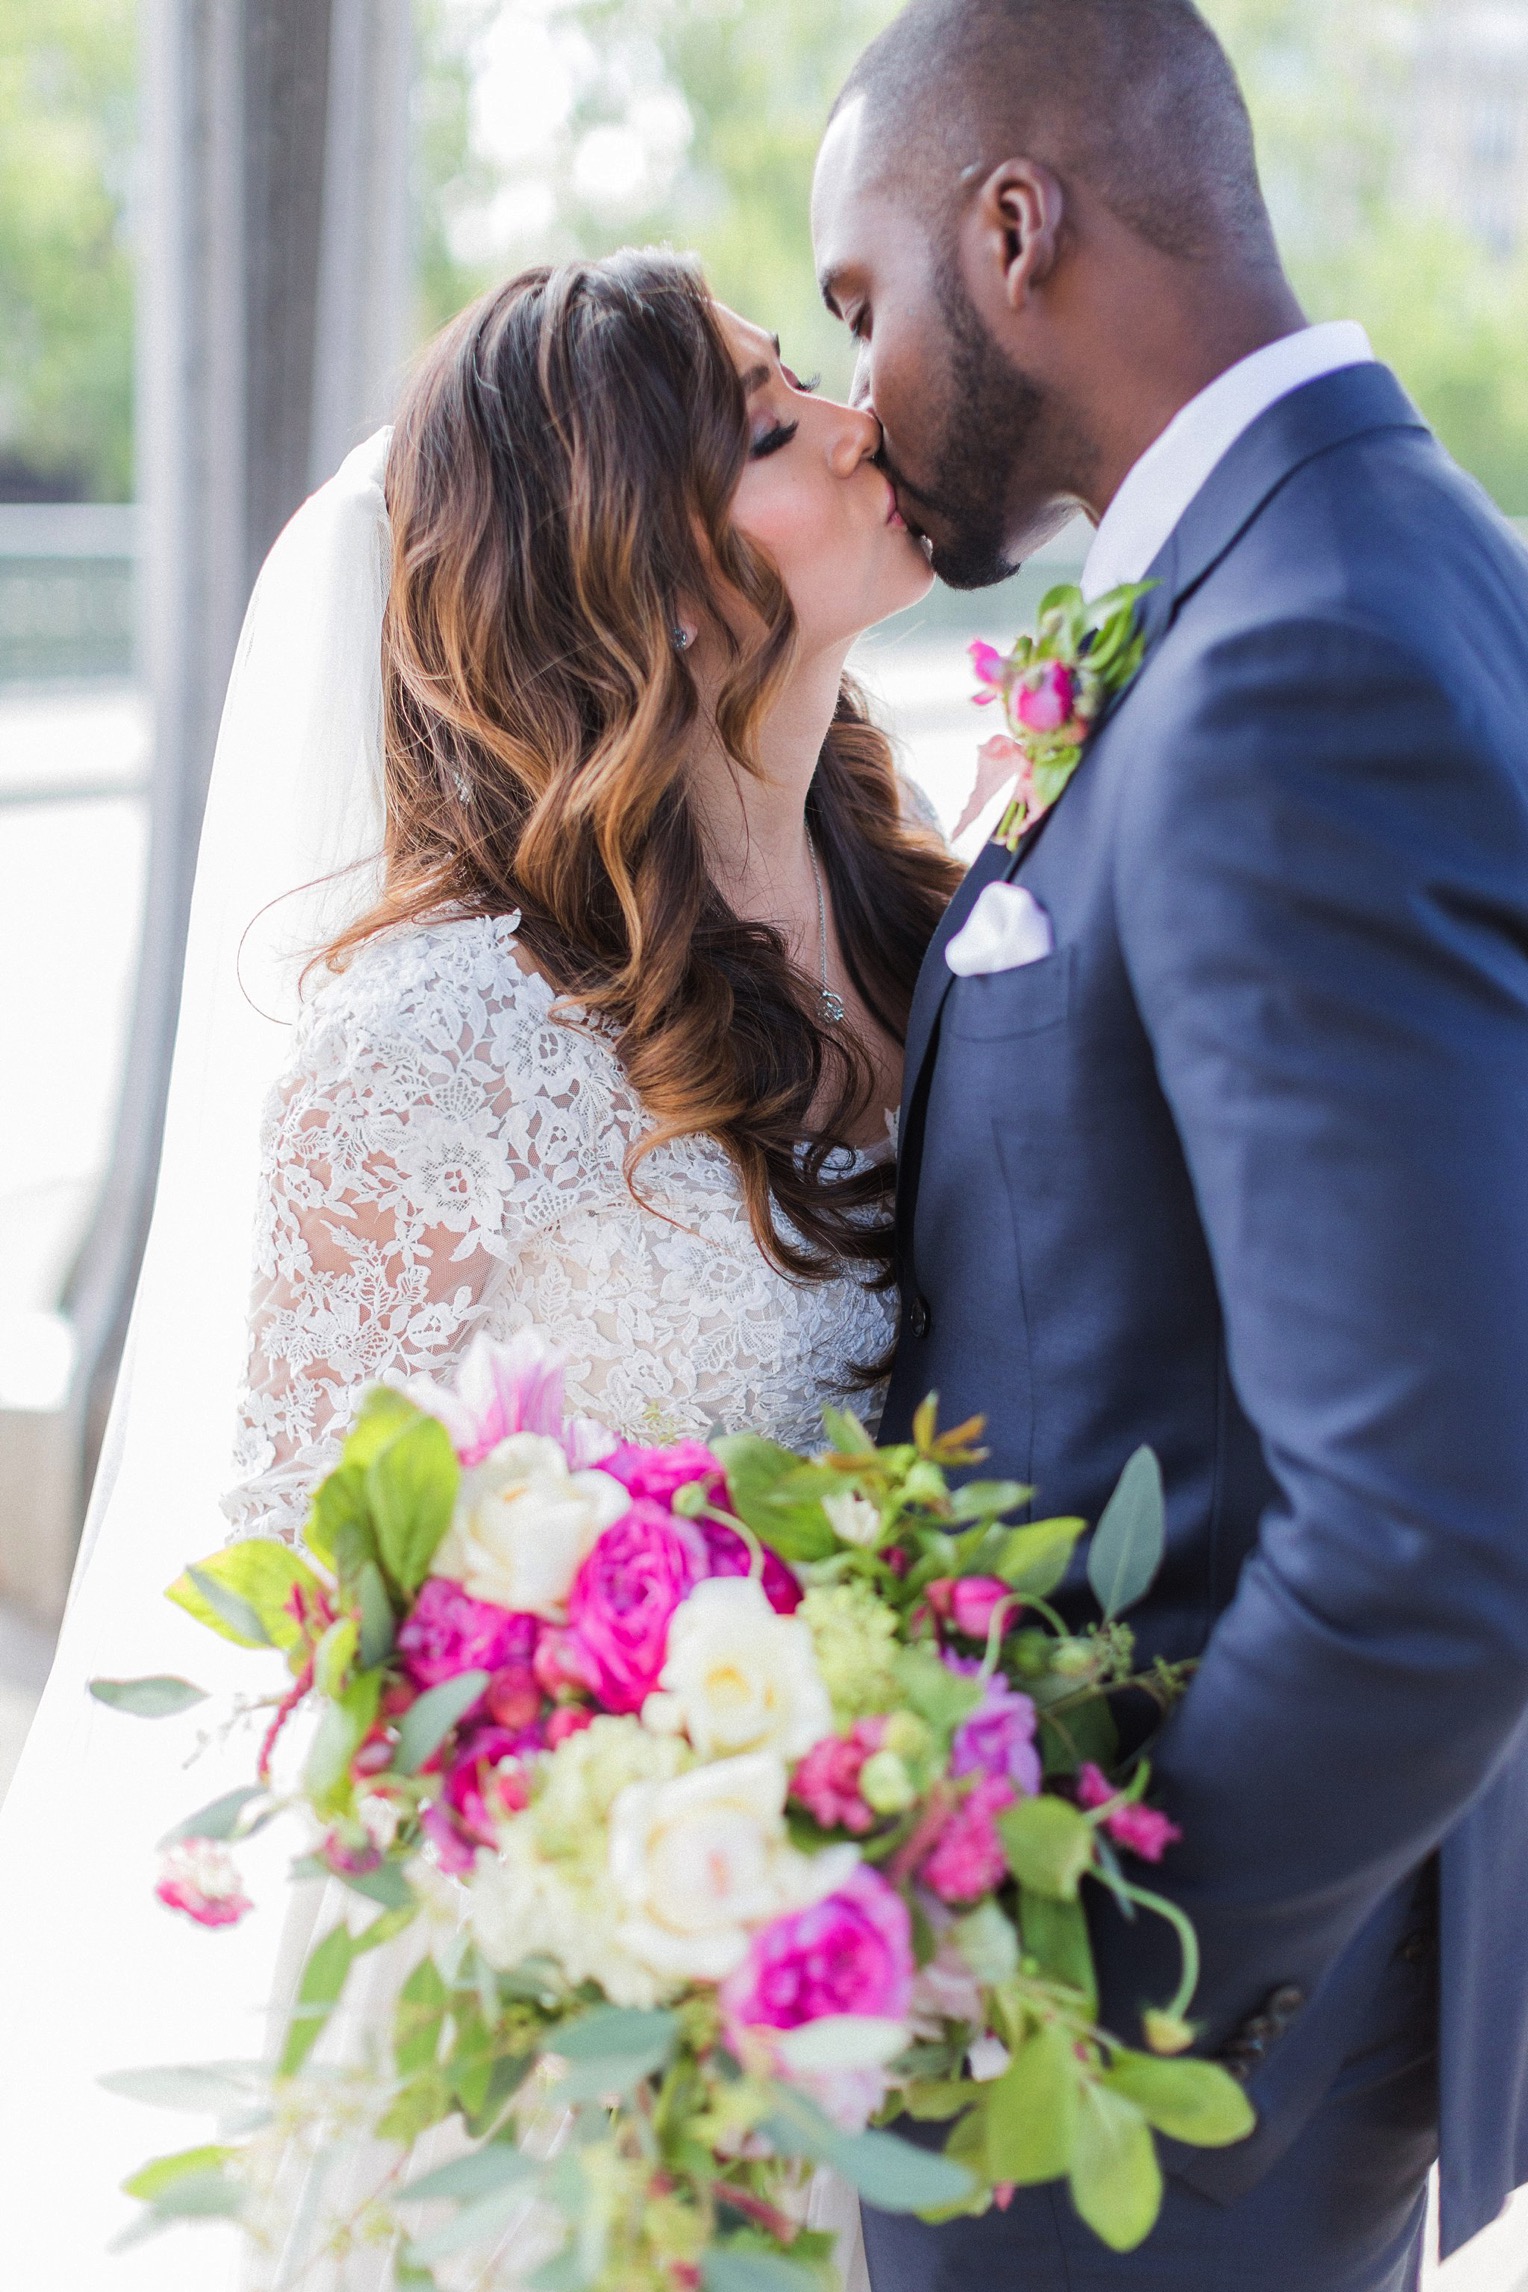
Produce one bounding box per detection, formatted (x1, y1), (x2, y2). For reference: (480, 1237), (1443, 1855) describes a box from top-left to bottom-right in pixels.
(819, 988), (847, 1025)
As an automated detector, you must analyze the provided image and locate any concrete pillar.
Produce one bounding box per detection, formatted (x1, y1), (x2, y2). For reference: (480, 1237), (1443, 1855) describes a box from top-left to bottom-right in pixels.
(63, 0), (411, 1519)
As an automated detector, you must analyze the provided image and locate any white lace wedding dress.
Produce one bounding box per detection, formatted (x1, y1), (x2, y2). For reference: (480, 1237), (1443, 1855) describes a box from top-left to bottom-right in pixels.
(222, 906), (889, 2291)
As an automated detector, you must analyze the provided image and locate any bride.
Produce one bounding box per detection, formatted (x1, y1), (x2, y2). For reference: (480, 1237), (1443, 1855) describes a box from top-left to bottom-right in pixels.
(0, 247), (957, 2288)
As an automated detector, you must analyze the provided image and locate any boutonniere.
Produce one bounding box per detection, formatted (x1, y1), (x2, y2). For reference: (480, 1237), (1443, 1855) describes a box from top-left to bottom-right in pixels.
(952, 579), (1156, 849)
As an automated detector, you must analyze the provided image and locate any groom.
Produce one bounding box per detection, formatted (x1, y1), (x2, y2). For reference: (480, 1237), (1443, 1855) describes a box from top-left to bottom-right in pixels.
(814, 2), (1528, 2286)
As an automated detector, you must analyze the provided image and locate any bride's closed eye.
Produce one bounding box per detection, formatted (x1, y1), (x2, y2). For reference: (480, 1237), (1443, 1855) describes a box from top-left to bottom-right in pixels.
(748, 365), (820, 458)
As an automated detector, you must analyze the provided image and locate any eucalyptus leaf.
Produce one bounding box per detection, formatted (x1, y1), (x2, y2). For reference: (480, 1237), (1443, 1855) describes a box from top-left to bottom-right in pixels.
(703, 2250), (823, 2292)
(1102, 2052), (1255, 2148)
(948, 1479), (1032, 1524)
(89, 1674), (208, 1718)
(393, 1669), (490, 1776)
(406, 2184), (543, 2264)
(158, 1784), (269, 1849)
(401, 2143), (538, 2205)
(1068, 2081), (1162, 2252)
(764, 2091), (975, 2214)
(1086, 1448), (1165, 1621)
(135, 2168), (244, 2220)
(123, 2145), (234, 2202)
(178, 1564), (274, 1649)
(305, 1670), (381, 1808)
(341, 1860), (416, 1912)
(280, 1924), (356, 2077)
(774, 2016), (907, 2073)
(170, 1539), (324, 1652)
(553, 2005), (678, 2061)
(99, 2062), (267, 2112)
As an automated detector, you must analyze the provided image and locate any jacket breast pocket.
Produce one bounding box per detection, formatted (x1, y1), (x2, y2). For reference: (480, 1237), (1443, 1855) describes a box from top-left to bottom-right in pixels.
(947, 946), (1073, 1041)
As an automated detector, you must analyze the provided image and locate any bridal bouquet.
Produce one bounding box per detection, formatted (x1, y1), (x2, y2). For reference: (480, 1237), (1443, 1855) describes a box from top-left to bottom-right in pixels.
(95, 1333), (1251, 2283)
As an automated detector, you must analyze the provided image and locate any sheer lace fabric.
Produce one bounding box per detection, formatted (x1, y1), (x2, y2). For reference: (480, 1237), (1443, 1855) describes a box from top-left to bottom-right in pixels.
(224, 913), (893, 1540)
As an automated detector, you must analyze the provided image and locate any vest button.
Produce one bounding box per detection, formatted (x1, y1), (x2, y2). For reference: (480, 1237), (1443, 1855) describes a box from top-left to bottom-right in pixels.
(907, 1295), (931, 1339)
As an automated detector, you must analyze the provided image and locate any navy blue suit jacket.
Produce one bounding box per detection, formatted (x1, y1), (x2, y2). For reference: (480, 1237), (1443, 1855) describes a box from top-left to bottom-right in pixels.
(882, 364), (1528, 2254)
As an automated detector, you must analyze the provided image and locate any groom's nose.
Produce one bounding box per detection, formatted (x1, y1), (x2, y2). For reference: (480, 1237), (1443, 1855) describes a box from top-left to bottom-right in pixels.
(849, 342), (873, 412)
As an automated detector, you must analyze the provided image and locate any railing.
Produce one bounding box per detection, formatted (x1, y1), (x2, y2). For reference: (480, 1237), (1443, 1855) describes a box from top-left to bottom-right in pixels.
(0, 503), (138, 685)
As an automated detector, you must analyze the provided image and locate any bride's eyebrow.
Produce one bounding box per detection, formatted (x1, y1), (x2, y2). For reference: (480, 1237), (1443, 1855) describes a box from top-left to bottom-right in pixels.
(738, 334), (784, 395)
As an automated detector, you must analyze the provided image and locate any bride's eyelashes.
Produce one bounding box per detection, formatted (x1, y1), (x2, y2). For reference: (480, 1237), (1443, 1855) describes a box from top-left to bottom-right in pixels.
(749, 417), (800, 459)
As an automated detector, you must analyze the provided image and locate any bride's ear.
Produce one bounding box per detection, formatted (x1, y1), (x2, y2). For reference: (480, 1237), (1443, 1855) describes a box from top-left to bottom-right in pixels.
(972, 158), (1065, 313)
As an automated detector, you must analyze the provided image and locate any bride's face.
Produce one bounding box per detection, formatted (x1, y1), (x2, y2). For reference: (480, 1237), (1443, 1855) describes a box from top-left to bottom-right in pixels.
(716, 307), (935, 649)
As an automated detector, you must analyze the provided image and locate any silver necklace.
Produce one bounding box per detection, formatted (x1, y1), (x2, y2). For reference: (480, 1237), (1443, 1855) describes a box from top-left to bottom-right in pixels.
(805, 828), (846, 1025)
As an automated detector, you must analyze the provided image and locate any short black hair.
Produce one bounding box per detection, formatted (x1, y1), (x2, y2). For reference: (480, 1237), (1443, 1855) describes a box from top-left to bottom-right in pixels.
(833, 0), (1276, 266)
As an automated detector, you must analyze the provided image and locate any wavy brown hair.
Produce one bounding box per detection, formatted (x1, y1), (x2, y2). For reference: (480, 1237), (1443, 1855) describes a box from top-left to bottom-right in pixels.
(327, 248), (961, 1285)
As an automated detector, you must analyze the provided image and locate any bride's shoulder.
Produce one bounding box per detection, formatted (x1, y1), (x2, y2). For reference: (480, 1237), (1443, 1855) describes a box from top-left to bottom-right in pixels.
(293, 910), (552, 1066)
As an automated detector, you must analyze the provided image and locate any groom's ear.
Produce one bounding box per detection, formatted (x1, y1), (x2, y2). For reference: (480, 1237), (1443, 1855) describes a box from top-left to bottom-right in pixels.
(970, 159), (1065, 316)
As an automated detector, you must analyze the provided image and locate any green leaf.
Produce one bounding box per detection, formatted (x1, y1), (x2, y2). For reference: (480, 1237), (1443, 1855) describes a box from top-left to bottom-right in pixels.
(305, 1460), (376, 1574)
(130, 2167), (244, 2220)
(711, 1434), (836, 1563)
(895, 1644), (984, 1734)
(393, 1669), (489, 1776)
(305, 1670), (382, 1809)
(99, 2062), (266, 2112)
(820, 1405), (875, 1456)
(342, 1860), (416, 1912)
(123, 2145), (234, 2202)
(314, 1615), (358, 1697)
(401, 2143), (538, 2205)
(1102, 2052), (1255, 2148)
(1018, 1889), (1098, 2016)
(407, 2182), (543, 2265)
(763, 2090), (975, 2214)
(357, 1558), (396, 1668)
(280, 1923), (356, 2077)
(985, 2020), (1080, 2184)
(168, 1540), (323, 1652)
(1000, 1795), (1098, 1901)
(994, 1517), (1087, 1597)
(1038, 1693), (1119, 1780)
(548, 2005), (677, 2098)
(703, 2251), (823, 2292)
(948, 1480), (1032, 1524)
(396, 1955), (449, 2076)
(902, 2079), (978, 2121)
(367, 1413), (459, 1596)
(1086, 1448), (1165, 1621)
(1067, 2081), (1163, 2252)
(158, 1785), (269, 1849)
(89, 1674), (208, 1718)
(343, 1384), (422, 1470)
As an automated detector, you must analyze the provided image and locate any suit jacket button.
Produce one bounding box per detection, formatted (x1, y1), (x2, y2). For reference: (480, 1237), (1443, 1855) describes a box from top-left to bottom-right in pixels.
(1267, 1985), (1305, 2017)
(907, 1295), (931, 1339)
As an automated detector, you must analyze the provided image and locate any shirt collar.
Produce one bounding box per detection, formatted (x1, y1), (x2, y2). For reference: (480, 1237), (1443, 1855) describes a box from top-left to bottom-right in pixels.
(1079, 320), (1375, 601)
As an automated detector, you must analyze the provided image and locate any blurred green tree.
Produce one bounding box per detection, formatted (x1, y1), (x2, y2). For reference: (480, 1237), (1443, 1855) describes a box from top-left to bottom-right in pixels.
(0, 0), (135, 499)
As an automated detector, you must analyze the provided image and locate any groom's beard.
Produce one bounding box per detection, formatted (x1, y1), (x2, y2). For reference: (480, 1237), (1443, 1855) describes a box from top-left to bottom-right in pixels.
(887, 272), (1051, 592)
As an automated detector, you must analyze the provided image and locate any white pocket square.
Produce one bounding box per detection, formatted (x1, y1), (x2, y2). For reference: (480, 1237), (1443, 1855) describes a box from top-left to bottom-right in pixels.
(945, 881), (1055, 976)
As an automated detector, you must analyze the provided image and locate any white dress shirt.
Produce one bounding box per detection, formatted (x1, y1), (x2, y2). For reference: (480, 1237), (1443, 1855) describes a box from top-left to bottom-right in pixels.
(1079, 320), (1375, 600)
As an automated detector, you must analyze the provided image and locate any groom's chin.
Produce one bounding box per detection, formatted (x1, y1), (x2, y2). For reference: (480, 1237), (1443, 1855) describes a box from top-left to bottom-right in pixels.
(928, 534), (1022, 590)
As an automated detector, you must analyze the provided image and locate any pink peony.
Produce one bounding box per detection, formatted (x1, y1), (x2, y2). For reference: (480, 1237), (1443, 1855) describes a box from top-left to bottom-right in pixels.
(698, 1519), (803, 1615)
(545, 1704), (594, 1747)
(927, 1576), (1012, 1642)
(1077, 1764), (1182, 1863)
(156, 1840), (253, 1929)
(397, 1577), (538, 1693)
(562, 1500), (702, 1713)
(951, 1674), (1042, 1796)
(721, 1864), (913, 2037)
(603, 1439), (726, 1507)
(422, 1726), (532, 1872)
(919, 1775), (1016, 1904)
(1014, 660), (1079, 737)
(405, 1330), (616, 1469)
(791, 1719), (888, 1835)
(968, 640), (1007, 703)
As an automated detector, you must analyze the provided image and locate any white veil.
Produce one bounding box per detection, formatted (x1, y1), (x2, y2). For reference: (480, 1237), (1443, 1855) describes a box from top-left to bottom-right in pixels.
(0, 430), (392, 2283)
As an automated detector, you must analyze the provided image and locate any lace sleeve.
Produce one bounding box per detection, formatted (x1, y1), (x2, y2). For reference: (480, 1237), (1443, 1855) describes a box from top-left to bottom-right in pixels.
(222, 937), (523, 1541)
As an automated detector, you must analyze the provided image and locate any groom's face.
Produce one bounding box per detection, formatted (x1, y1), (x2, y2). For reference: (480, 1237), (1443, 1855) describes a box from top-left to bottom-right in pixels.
(813, 101), (1077, 588)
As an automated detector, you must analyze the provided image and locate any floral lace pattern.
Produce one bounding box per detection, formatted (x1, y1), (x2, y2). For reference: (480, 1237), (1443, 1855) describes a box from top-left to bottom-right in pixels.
(224, 915), (894, 1540)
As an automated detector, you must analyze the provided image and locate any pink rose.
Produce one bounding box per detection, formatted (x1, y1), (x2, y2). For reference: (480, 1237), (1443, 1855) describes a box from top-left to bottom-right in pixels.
(968, 639), (1006, 703)
(950, 1674), (1042, 1796)
(155, 1841), (253, 1929)
(397, 1577), (538, 1694)
(721, 1864), (913, 2038)
(919, 1775), (1015, 1904)
(562, 1501), (702, 1714)
(926, 1576), (1012, 1641)
(423, 1725), (532, 1872)
(791, 1718), (888, 1835)
(1077, 1763), (1182, 1863)
(698, 1520), (803, 1615)
(1014, 660), (1079, 737)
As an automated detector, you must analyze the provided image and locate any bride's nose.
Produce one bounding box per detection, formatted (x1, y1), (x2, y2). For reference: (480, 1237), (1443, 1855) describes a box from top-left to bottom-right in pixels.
(828, 400), (883, 476)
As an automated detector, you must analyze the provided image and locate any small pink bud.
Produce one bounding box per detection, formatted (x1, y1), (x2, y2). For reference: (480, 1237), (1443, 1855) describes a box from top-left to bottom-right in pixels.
(1014, 661), (1078, 736)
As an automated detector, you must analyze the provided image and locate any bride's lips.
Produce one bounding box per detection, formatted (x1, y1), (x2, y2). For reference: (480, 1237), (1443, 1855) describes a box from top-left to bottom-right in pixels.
(884, 477), (908, 530)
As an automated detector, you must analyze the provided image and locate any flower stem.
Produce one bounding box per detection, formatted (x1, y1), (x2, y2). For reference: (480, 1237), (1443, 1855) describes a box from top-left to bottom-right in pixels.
(1119, 1880), (1200, 2022)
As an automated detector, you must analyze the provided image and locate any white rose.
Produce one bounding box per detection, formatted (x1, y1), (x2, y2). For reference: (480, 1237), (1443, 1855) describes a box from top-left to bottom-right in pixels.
(642, 1575), (834, 1762)
(430, 1432), (629, 1619)
(608, 1751), (858, 1982)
